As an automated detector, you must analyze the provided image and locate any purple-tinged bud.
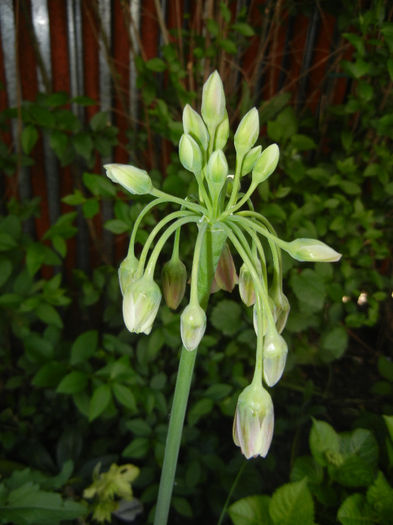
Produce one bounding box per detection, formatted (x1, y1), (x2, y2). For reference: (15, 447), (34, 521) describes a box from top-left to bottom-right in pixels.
(118, 254), (139, 295)
(239, 263), (256, 306)
(180, 302), (206, 351)
(241, 145), (262, 176)
(214, 243), (238, 292)
(234, 107), (259, 157)
(251, 144), (279, 185)
(179, 134), (203, 174)
(285, 238), (342, 262)
(161, 258), (187, 310)
(201, 71), (226, 131)
(122, 276), (161, 335)
(233, 382), (274, 459)
(104, 164), (153, 195)
(263, 332), (288, 386)
(182, 104), (209, 151)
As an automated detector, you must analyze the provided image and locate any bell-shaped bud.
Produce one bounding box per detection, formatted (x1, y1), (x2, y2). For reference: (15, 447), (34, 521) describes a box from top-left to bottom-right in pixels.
(263, 331), (288, 387)
(179, 134), (203, 174)
(241, 146), (262, 176)
(180, 302), (206, 351)
(122, 276), (161, 335)
(215, 112), (229, 150)
(253, 293), (273, 337)
(182, 104), (209, 151)
(104, 164), (153, 195)
(118, 254), (139, 295)
(214, 243), (238, 292)
(285, 238), (342, 262)
(239, 263), (256, 306)
(234, 107), (260, 157)
(271, 289), (290, 334)
(251, 144), (279, 186)
(233, 382), (274, 459)
(206, 150), (228, 200)
(201, 71), (226, 131)
(161, 258), (187, 310)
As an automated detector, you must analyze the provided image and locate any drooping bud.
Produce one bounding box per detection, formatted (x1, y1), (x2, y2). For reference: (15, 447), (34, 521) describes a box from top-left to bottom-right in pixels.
(201, 71), (226, 131)
(251, 144), (279, 186)
(180, 302), (206, 351)
(214, 243), (238, 292)
(122, 276), (161, 335)
(104, 164), (153, 195)
(239, 263), (256, 306)
(233, 382), (274, 459)
(271, 289), (290, 334)
(263, 332), (288, 387)
(284, 238), (342, 263)
(161, 258), (187, 310)
(179, 134), (203, 174)
(241, 146), (262, 177)
(234, 107), (260, 157)
(182, 104), (209, 151)
(253, 294), (274, 337)
(215, 112), (229, 150)
(118, 254), (139, 295)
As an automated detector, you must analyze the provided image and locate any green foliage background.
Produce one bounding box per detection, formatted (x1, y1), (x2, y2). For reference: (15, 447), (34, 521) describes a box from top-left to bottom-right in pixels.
(0, 1), (392, 524)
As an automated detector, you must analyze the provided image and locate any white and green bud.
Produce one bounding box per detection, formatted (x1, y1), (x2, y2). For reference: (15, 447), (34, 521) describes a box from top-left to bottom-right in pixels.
(251, 144), (279, 185)
(285, 238), (342, 262)
(104, 163), (153, 195)
(233, 382), (274, 459)
(234, 107), (260, 157)
(118, 254), (139, 295)
(201, 71), (226, 131)
(263, 331), (288, 387)
(179, 133), (203, 174)
(239, 263), (256, 306)
(180, 302), (206, 351)
(241, 146), (262, 177)
(215, 112), (229, 150)
(214, 243), (238, 292)
(161, 258), (187, 310)
(182, 104), (209, 151)
(206, 149), (228, 196)
(122, 276), (161, 335)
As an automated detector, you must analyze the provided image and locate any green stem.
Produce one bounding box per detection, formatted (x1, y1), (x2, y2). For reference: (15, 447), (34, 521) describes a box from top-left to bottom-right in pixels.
(217, 461), (248, 525)
(153, 223), (227, 525)
(152, 188), (205, 214)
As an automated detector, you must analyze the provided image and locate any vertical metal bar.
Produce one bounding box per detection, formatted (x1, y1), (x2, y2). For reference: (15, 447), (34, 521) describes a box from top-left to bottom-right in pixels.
(129, 0), (141, 140)
(297, 7), (320, 109)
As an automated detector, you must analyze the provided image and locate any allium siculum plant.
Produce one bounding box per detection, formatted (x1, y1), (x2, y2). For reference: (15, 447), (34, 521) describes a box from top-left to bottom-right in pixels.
(104, 71), (341, 524)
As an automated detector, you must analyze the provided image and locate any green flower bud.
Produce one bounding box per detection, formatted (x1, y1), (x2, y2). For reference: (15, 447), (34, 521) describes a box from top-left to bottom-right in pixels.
(179, 133), (203, 174)
(182, 104), (209, 151)
(285, 238), (342, 262)
(122, 276), (161, 335)
(271, 289), (290, 334)
(180, 302), (206, 351)
(233, 382), (274, 459)
(239, 263), (256, 306)
(241, 146), (262, 176)
(253, 295), (273, 337)
(214, 243), (238, 292)
(104, 164), (153, 195)
(161, 258), (187, 310)
(206, 149), (228, 189)
(263, 332), (288, 387)
(234, 107), (259, 157)
(201, 71), (226, 131)
(251, 144), (279, 185)
(215, 112), (229, 150)
(118, 254), (139, 295)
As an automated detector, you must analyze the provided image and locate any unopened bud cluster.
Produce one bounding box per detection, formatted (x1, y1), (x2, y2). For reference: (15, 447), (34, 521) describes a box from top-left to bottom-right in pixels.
(104, 71), (341, 461)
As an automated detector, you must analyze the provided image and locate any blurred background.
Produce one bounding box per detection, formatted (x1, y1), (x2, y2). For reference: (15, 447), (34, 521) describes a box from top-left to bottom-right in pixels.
(0, 1), (392, 524)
